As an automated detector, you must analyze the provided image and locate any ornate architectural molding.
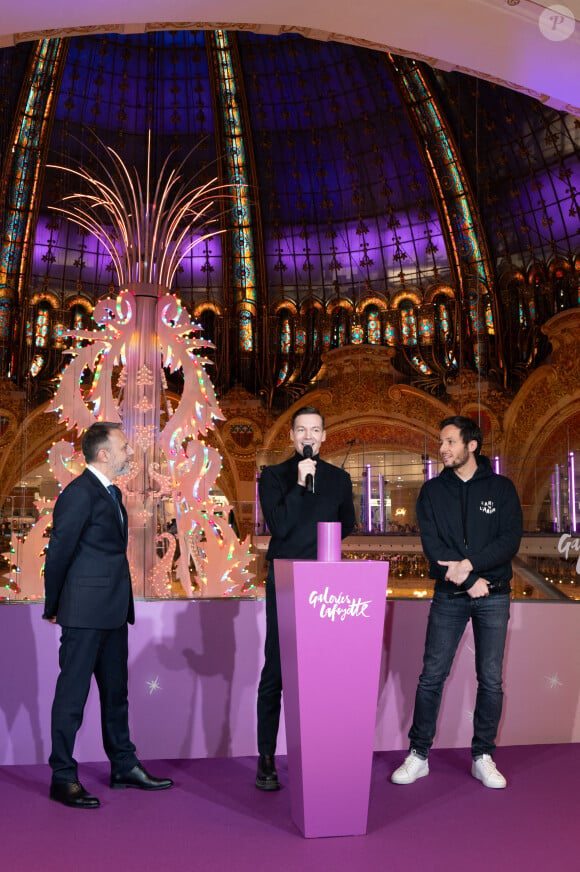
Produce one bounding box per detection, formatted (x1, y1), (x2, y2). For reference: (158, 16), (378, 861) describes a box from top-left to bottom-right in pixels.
(257, 345), (451, 465)
(503, 310), (580, 494)
(4, 18), (578, 116)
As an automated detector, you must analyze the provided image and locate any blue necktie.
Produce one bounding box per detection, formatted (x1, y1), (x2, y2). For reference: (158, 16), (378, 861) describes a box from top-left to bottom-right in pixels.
(107, 485), (124, 527)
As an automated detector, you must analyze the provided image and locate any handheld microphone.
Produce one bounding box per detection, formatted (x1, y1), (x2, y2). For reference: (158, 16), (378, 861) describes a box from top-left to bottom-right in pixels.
(303, 444), (314, 493)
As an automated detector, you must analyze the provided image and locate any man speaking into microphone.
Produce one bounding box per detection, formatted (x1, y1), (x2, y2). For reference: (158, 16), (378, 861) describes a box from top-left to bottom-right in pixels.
(255, 406), (355, 790)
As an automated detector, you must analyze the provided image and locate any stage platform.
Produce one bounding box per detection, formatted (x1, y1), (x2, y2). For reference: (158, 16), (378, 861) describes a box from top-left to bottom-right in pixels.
(2, 745), (578, 871)
(2, 599), (580, 766)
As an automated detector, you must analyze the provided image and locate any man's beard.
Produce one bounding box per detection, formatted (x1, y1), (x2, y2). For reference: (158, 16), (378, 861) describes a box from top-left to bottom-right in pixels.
(444, 447), (470, 470)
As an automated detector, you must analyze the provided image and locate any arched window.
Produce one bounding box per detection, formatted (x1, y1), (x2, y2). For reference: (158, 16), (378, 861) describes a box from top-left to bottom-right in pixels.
(384, 316), (397, 346)
(417, 308), (434, 345)
(351, 320), (364, 344)
(330, 307), (349, 348)
(553, 269), (573, 312)
(531, 272), (552, 321)
(277, 308), (293, 355)
(303, 307), (320, 355)
(398, 299), (417, 346)
(67, 304), (88, 349)
(34, 304), (50, 349)
(193, 303), (222, 356)
(199, 309), (217, 344)
(274, 306), (295, 386)
(364, 305), (381, 344)
(434, 295), (452, 344)
(70, 305), (85, 332)
(29, 302), (53, 377)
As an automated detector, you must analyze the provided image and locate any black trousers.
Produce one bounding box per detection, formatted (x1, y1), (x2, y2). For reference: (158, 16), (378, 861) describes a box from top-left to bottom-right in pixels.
(257, 565), (282, 756)
(49, 624), (138, 784)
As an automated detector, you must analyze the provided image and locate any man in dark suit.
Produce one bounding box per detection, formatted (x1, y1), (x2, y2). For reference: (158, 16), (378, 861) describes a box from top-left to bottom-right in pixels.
(44, 421), (173, 808)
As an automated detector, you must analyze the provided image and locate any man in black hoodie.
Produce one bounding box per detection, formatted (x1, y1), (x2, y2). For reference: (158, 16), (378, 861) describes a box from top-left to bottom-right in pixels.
(391, 416), (522, 790)
(255, 406), (355, 790)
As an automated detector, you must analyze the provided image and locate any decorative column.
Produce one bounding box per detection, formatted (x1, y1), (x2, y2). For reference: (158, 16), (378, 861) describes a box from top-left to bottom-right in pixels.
(569, 452), (577, 534)
(209, 31), (258, 352)
(378, 473), (385, 532)
(390, 56), (497, 374)
(364, 463), (373, 533)
(552, 464), (561, 533)
(120, 285), (163, 591)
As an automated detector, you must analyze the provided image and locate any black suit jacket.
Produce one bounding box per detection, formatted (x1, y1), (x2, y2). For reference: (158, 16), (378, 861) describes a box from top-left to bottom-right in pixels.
(43, 469), (135, 629)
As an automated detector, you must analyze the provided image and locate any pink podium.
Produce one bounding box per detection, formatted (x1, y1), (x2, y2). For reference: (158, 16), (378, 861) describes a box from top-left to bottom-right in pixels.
(275, 527), (388, 838)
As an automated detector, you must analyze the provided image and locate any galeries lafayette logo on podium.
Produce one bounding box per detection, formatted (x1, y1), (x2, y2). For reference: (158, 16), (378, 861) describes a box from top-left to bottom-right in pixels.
(308, 587), (372, 622)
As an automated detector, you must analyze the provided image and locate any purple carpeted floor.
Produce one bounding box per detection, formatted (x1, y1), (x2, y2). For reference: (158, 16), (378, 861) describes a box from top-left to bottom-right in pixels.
(2, 745), (577, 872)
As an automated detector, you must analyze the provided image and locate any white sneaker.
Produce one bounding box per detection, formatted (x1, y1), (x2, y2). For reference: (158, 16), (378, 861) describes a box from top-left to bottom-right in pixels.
(471, 754), (507, 789)
(391, 750), (429, 785)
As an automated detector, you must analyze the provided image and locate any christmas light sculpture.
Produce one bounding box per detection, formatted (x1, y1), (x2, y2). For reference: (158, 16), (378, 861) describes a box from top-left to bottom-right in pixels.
(7, 135), (254, 599)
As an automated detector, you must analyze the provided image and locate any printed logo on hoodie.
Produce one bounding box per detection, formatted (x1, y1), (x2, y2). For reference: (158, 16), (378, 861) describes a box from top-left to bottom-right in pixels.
(480, 500), (496, 515)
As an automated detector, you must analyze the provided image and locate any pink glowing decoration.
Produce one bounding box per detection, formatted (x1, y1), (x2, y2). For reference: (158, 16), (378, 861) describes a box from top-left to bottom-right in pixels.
(9, 137), (254, 599)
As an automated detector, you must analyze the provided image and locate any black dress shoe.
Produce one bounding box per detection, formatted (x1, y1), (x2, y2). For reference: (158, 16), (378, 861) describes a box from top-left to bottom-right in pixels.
(50, 781), (100, 809)
(110, 763), (173, 791)
(256, 754), (280, 791)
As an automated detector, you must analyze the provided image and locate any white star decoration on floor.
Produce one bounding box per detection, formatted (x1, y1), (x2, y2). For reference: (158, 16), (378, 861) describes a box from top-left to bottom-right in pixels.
(147, 676), (162, 694)
(546, 673), (563, 689)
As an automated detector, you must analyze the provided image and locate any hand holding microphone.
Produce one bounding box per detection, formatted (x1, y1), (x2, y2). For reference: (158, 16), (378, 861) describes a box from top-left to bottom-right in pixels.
(302, 444), (315, 493)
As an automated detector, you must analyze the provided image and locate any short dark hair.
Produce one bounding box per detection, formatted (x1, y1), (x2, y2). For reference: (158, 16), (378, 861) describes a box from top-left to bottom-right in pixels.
(440, 415), (483, 456)
(291, 406), (325, 430)
(81, 422), (122, 463)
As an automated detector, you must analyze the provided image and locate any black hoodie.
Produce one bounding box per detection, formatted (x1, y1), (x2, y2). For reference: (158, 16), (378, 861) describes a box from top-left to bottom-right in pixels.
(416, 455), (523, 594)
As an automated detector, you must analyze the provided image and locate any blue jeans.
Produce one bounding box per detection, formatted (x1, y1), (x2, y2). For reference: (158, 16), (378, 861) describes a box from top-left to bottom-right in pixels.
(408, 591), (510, 760)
